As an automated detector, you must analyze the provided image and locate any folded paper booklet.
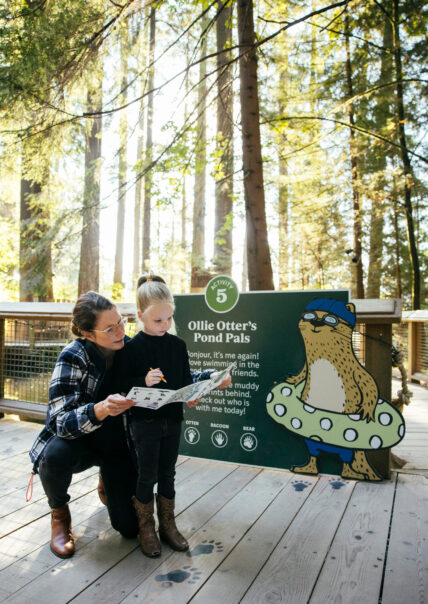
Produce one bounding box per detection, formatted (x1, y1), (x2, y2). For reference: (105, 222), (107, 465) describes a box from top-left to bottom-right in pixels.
(126, 362), (236, 410)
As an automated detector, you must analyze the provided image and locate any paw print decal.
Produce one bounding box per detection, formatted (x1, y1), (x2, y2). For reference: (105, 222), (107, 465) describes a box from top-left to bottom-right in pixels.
(240, 433), (258, 451)
(155, 565), (202, 586)
(329, 478), (346, 490)
(291, 480), (311, 492)
(211, 429), (228, 448)
(186, 540), (224, 557)
(184, 426), (200, 445)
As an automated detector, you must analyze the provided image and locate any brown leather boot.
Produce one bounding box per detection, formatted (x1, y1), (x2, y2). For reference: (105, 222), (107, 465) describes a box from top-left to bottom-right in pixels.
(97, 472), (107, 505)
(156, 494), (188, 551)
(132, 496), (161, 558)
(50, 504), (75, 559)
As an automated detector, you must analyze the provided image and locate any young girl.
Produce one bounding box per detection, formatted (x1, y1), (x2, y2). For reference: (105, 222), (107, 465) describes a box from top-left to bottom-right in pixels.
(115, 275), (230, 558)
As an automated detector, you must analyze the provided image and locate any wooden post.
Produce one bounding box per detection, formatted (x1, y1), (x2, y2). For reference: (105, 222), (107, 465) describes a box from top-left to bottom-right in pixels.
(0, 318), (5, 419)
(364, 322), (392, 479)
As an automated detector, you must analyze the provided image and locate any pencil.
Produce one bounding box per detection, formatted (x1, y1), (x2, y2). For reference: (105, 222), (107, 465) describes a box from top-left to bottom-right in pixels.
(150, 367), (167, 383)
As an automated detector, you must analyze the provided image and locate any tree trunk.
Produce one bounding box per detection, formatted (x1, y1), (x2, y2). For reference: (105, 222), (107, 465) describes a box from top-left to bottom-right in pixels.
(392, 0), (420, 309)
(78, 61), (103, 296)
(114, 25), (129, 287)
(133, 90), (145, 285)
(278, 151), (289, 290)
(213, 0), (234, 275)
(142, 6), (156, 272)
(367, 9), (393, 298)
(392, 185), (402, 299)
(237, 0), (274, 291)
(19, 165), (53, 302)
(345, 12), (364, 299)
(191, 15), (209, 290)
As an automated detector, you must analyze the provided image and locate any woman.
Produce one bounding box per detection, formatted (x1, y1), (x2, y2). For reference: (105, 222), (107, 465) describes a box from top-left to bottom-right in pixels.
(29, 291), (138, 558)
(29, 290), (222, 559)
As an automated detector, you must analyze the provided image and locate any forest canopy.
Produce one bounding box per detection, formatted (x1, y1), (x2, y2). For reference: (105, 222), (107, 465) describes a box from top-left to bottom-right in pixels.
(0, 0), (426, 308)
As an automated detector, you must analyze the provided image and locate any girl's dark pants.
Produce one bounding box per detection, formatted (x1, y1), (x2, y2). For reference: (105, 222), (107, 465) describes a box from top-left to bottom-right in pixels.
(38, 422), (139, 538)
(129, 416), (182, 504)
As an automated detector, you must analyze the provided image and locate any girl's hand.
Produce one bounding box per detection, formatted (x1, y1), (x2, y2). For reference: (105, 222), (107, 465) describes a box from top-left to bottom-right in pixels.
(95, 393), (136, 421)
(145, 368), (165, 387)
(187, 398), (201, 408)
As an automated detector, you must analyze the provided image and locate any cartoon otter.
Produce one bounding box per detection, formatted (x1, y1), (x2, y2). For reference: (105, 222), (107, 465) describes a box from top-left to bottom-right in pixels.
(266, 298), (405, 482)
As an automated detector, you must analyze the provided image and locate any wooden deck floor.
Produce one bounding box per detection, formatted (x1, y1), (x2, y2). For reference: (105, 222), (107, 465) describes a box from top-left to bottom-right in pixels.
(0, 379), (427, 604)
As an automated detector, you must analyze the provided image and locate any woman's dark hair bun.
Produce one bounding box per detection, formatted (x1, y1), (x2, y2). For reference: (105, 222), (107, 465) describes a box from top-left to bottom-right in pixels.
(71, 291), (114, 336)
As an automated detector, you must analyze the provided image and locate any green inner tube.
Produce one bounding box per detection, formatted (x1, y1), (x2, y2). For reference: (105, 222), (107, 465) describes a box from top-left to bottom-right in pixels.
(266, 380), (405, 450)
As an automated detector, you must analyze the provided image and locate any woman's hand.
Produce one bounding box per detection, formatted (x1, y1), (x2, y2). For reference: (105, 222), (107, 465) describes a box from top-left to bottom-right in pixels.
(95, 394), (136, 421)
(145, 368), (165, 387)
(187, 398), (201, 408)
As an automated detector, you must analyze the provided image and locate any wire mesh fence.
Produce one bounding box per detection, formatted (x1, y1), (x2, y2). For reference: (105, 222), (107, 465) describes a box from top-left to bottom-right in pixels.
(1, 318), (136, 405)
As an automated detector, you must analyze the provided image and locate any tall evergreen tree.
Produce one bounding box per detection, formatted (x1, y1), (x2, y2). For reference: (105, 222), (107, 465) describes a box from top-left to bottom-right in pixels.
(237, 0), (274, 291)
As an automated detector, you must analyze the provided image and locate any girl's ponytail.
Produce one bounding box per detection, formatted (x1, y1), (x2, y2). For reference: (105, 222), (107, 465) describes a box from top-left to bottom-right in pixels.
(136, 274), (174, 314)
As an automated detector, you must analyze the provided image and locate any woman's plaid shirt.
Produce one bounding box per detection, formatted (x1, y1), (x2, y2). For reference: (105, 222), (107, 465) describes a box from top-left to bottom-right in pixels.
(29, 338), (107, 471)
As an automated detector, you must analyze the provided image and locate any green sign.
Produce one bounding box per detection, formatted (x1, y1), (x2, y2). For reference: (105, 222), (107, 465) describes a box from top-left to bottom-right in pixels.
(175, 288), (349, 473)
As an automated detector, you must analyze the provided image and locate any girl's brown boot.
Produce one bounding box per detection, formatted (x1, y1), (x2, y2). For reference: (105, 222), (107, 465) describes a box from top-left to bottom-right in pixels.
(156, 494), (189, 551)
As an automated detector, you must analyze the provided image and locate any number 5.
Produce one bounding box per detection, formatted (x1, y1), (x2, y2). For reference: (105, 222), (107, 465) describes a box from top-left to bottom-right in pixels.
(216, 288), (227, 303)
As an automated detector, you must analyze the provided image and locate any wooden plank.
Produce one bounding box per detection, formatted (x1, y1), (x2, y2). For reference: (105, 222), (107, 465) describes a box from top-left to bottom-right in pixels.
(0, 400), (47, 420)
(0, 472), (99, 537)
(309, 476), (396, 603)
(381, 473), (428, 603)
(192, 472), (318, 603)
(241, 475), (355, 603)
(0, 510), (110, 598)
(71, 465), (259, 603)
(0, 418), (41, 433)
(118, 469), (292, 604)
(0, 466), (97, 514)
(0, 489), (104, 569)
(11, 465), (258, 603)
(0, 430), (41, 461)
(2, 513), (122, 602)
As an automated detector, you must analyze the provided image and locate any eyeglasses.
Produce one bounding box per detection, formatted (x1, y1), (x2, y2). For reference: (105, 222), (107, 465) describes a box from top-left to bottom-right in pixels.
(92, 316), (128, 336)
(302, 312), (343, 326)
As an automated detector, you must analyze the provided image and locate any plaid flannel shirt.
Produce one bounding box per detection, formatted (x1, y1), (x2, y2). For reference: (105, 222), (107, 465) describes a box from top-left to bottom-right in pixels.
(29, 338), (108, 471)
(29, 336), (213, 472)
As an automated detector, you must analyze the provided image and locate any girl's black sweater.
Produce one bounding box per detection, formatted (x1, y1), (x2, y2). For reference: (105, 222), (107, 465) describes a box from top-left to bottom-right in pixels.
(114, 331), (193, 421)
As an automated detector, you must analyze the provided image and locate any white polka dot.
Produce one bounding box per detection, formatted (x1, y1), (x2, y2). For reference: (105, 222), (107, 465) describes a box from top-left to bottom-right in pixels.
(303, 404), (315, 413)
(274, 404), (286, 417)
(377, 399), (384, 405)
(344, 429), (358, 442)
(281, 386), (292, 397)
(379, 413), (392, 426)
(291, 418), (302, 429)
(266, 392), (273, 403)
(370, 435), (382, 449)
(398, 424), (405, 438)
(320, 418), (332, 430)
(348, 414), (361, 421)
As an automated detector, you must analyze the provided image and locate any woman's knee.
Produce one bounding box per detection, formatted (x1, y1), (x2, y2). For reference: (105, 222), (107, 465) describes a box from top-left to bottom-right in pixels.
(108, 508), (139, 538)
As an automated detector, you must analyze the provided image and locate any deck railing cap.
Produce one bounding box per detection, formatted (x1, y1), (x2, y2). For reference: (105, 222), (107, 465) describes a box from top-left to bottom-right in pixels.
(0, 299), (403, 323)
(0, 302), (137, 320)
(350, 298), (402, 323)
(402, 309), (428, 322)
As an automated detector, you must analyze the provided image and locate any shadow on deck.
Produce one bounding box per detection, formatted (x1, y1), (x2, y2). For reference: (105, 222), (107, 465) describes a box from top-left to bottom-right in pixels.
(0, 379), (427, 603)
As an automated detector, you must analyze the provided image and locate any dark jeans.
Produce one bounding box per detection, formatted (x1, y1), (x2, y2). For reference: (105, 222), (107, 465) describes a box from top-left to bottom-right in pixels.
(38, 434), (139, 538)
(129, 416), (182, 504)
